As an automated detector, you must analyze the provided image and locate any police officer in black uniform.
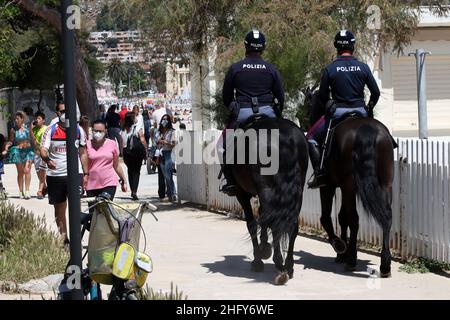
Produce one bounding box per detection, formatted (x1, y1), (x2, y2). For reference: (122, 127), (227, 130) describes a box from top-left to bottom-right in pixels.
(307, 29), (380, 189)
(220, 29), (285, 196)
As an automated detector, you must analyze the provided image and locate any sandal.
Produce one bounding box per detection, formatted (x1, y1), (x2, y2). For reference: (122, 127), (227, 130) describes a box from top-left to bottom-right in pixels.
(37, 191), (44, 199)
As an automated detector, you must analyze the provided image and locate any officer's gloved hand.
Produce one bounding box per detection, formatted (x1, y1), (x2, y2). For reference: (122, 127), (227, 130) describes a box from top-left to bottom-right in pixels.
(325, 100), (336, 118)
(366, 101), (374, 118)
(273, 98), (282, 118)
(229, 101), (240, 117)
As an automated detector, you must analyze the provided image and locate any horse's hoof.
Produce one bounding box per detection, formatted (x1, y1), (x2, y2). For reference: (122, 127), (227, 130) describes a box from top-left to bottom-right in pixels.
(274, 272), (289, 285)
(380, 267), (392, 278)
(335, 253), (346, 263)
(288, 270), (294, 279)
(251, 260), (264, 272)
(258, 243), (272, 260)
(331, 238), (347, 254)
(345, 264), (357, 272)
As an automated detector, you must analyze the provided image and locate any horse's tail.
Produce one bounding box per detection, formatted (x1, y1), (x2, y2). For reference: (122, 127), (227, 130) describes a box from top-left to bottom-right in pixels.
(258, 125), (307, 249)
(352, 124), (391, 227)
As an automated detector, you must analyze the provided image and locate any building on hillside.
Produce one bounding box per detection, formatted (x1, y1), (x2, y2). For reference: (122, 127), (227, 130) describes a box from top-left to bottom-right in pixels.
(88, 31), (165, 67)
(165, 63), (191, 100)
(372, 8), (450, 137)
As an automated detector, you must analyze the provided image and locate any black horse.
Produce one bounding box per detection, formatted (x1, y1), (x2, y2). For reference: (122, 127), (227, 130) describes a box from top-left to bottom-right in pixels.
(227, 117), (308, 285)
(306, 90), (394, 277)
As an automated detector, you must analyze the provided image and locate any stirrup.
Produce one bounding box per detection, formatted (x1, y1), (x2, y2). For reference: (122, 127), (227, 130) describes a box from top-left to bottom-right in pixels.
(307, 174), (327, 189)
(220, 181), (238, 196)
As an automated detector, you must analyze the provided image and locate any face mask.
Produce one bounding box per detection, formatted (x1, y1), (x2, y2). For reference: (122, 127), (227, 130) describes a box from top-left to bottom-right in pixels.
(161, 119), (168, 127)
(93, 132), (105, 141)
(59, 114), (66, 126)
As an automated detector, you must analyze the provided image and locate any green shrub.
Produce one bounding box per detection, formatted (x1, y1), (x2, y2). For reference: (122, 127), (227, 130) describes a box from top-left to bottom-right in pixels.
(399, 257), (450, 274)
(137, 282), (187, 300)
(0, 201), (68, 284)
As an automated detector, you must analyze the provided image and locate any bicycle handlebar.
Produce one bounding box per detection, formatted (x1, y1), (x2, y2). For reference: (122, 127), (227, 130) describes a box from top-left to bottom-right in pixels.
(81, 196), (158, 212)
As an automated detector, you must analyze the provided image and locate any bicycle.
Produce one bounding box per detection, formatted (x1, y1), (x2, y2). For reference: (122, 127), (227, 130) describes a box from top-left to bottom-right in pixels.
(58, 193), (157, 300)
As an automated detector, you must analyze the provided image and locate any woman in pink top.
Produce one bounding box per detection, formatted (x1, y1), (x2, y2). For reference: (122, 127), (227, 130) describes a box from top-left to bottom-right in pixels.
(84, 119), (127, 199)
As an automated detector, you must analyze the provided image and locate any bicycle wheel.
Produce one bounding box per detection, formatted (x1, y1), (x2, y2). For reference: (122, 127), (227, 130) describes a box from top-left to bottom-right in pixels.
(126, 291), (138, 300)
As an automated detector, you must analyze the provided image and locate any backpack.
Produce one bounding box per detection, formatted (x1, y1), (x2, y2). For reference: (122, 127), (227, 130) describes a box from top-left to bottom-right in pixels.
(123, 126), (146, 159)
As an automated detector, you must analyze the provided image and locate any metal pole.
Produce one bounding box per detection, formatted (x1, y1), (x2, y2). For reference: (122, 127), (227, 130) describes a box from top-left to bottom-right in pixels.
(409, 49), (431, 139)
(61, 0), (82, 300)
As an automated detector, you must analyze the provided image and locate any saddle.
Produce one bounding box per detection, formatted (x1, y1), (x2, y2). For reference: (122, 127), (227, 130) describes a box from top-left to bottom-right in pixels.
(218, 113), (273, 181)
(239, 112), (272, 130)
(321, 111), (398, 169)
(322, 112), (364, 166)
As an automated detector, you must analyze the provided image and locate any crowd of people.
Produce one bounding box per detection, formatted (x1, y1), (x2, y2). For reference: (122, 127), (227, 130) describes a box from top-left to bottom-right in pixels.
(0, 100), (185, 247)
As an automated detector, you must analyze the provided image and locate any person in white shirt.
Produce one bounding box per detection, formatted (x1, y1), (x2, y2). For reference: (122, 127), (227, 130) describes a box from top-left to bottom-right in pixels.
(132, 105), (145, 133)
(152, 103), (173, 127)
(40, 103), (88, 247)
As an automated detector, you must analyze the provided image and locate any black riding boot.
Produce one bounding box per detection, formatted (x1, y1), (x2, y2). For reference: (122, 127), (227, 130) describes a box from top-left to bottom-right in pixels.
(220, 164), (238, 196)
(307, 143), (327, 189)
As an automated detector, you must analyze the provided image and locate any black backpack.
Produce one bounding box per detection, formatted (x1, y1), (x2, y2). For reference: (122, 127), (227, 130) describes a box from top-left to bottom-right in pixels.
(124, 126), (146, 159)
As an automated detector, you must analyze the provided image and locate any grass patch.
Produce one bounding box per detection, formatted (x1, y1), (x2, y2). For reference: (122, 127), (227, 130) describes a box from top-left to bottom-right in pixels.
(0, 201), (68, 286)
(399, 257), (450, 274)
(137, 282), (187, 300)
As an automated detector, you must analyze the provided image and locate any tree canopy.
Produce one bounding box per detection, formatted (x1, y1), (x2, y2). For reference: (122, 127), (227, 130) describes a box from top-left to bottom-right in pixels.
(95, 3), (137, 31)
(115, 0), (449, 125)
(0, 0), (101, 118)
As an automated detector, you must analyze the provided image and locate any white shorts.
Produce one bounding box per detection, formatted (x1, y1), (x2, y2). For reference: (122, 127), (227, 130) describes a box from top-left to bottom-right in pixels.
(34, 154), (47, 173)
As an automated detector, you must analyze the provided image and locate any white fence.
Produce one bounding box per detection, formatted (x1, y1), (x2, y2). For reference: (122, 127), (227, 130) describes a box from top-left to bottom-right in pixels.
(177, 131), (450, 263)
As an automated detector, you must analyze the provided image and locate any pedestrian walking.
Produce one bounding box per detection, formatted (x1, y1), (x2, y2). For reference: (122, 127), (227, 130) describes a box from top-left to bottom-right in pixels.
(0, 134), (7, 199)
(85, 120), (127, 199)
(121, 112), (147, 200)
(29, 111), (48, 199)
(5, 111), (34, 199)
(119, 104), (128, 125)
(132, 105), (145, 133)
(105, 104), (123, 156)
(79, 115), (91, 140)
(40, 103), (88, 247)
(155, 114), (177, 202)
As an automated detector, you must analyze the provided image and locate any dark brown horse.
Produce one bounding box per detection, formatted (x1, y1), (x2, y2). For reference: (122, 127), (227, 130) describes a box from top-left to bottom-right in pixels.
(307, 91), (394, 277)
(227, 117), (308, 285)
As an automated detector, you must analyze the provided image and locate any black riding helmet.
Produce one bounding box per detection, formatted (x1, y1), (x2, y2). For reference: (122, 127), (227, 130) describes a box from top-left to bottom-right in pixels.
(334, 29), (355, 53)
(244, 29), (266, 52)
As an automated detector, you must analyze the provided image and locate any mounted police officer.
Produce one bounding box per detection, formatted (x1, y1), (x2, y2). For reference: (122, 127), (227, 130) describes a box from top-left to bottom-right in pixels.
(220, 29), (285, 196)
(307, 29), (380, 189)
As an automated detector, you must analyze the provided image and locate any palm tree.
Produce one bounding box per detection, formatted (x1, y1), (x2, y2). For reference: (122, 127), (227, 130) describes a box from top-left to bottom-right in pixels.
(107, 59), (127, 97)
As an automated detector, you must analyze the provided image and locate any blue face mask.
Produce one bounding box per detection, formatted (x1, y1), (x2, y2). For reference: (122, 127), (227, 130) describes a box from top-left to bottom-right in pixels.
(161, 119), (169, 127)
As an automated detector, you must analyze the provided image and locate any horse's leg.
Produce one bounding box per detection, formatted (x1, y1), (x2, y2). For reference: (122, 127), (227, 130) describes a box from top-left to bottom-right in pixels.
(236, 193), (264, 272)
(320, 186), (346, 254)
(259, 224), (272, 260)
(335, 207), (349, 263)
(380, 189), (393, 277)
(342, 190), (359, 271)
(284, 220), (299, 279)
(272, 230), (289, 285)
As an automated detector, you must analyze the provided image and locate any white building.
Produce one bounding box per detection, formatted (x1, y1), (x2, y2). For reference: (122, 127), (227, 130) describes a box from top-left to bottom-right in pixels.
(88, 31), (165, 66)
(373, 8), (450, 137)
(89, 31), (144, 64)
(165, 63), (191, 99)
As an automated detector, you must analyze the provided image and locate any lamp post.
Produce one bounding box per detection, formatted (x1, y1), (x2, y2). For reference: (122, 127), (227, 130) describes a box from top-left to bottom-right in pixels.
(408, 49), (431, 139)
(61, 0), (82, 300)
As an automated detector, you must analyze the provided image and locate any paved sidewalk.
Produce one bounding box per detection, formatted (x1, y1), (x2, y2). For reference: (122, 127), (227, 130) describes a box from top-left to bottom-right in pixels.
(1, 163), (450, 300)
